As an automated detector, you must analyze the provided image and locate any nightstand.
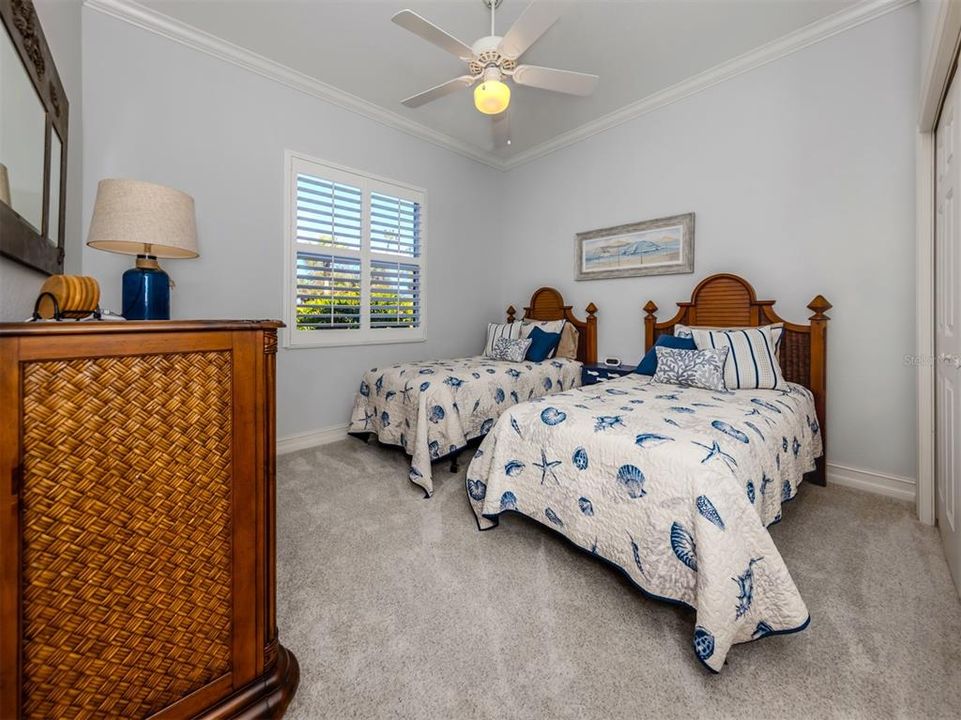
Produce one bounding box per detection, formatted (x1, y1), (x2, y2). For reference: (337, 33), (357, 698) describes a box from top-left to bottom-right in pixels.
(581, 363), (638, 386)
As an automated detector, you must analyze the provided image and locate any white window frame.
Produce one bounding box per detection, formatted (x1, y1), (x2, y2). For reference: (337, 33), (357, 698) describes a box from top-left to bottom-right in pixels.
(283, 150), (427, 348)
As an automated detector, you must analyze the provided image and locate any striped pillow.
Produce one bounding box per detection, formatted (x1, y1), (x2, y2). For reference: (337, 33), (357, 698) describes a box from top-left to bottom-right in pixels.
(484, 322), (522, 357)
(676, 323), (784, 356)
(691, 326), (784, 390)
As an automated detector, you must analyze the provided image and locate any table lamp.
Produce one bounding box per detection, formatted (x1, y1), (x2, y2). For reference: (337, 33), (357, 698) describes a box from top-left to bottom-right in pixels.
(86, 179), (198, 320)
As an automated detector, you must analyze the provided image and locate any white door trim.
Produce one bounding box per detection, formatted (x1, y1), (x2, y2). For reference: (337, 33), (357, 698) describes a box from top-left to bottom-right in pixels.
(920, 1), (961, 133)
(918, 1), (961, 526)
(918, 130), (936, 526)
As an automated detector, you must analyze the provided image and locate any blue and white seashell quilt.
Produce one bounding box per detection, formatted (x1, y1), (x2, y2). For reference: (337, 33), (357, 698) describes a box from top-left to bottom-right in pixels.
(349, 357), (582, 495)
(464, 374), (822, 671)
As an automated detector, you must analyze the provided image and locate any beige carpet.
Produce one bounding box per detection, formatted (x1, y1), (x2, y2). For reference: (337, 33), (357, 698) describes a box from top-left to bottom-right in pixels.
(276, 439), (961, 720)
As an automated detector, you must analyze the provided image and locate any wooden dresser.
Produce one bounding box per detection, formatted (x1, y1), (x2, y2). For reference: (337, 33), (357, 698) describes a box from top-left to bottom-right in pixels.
(0, 321), (299, 719)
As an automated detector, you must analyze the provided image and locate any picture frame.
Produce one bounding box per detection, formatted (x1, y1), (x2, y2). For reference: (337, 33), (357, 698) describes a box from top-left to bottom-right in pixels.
(575, 212), (694, 281)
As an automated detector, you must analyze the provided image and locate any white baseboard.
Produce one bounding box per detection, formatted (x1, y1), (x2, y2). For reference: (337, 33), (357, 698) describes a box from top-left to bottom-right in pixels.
(277, 423), (349, 455)
(826, 462), (916, 502)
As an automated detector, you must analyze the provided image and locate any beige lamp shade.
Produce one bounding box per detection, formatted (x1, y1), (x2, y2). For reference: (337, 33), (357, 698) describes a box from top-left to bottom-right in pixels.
(0, 163), (10, 206)
(86, 178), (199, 258)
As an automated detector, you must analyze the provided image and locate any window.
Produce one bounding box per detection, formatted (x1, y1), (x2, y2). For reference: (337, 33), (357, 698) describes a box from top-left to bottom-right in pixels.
(285, 152), (425, 347)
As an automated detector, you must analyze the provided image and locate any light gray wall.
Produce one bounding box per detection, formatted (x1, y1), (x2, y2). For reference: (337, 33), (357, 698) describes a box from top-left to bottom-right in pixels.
(80, 8), (503, 439)
(919, 0), (943, 84)
(0, 0), (83, 320)
(498, 5), (920, 479)
(59, 3), (923, 480)
(0, 260), (47, 320)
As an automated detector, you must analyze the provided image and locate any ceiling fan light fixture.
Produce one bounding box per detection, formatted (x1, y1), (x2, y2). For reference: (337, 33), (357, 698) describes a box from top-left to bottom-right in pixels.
(474, 79), (510, 115)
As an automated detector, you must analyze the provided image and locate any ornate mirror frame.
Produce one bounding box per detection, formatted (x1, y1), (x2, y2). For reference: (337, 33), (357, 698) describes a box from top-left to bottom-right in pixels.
(0, 0), (68, 275)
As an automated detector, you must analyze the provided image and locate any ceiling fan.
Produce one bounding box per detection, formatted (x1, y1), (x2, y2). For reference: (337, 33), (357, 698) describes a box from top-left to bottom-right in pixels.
(391, 0), (599, 149)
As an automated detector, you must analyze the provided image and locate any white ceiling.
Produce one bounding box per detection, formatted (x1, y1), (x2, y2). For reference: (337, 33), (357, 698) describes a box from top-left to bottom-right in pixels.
(138, 0), (860, 158)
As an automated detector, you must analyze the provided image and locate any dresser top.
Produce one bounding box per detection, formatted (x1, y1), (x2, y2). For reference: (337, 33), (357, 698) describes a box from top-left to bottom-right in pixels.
(0, 319), (283, 337)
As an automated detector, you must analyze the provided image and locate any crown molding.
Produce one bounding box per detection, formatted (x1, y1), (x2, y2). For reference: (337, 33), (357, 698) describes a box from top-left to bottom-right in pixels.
(84, 0), (913, 174)
(82, 0), (506, 170)
(501, 0), (916, 169)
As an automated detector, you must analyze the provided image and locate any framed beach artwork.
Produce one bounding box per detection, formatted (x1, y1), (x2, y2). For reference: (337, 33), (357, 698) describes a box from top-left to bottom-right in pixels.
(575, 213), (695, 280)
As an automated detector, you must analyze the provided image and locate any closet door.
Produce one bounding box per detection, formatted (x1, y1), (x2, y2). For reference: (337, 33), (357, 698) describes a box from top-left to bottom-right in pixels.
(936, 71), (961, 596)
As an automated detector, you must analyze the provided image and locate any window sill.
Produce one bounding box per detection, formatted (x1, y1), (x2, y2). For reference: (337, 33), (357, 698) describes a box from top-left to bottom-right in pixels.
(283, 333), (427, 350)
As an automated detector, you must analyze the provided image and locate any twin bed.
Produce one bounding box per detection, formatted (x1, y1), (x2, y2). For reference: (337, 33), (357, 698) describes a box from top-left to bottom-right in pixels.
(349, 273), (831, 672)
(348, 287), (598, 495)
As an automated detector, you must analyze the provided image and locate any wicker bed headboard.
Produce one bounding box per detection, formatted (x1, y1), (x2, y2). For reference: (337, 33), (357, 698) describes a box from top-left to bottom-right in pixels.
(506, 287), (598, 365)
(643, 273), (831, 483)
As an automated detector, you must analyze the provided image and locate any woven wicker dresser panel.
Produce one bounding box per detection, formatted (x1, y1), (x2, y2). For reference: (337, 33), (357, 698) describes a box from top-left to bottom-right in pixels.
(20, 351), (234, 719)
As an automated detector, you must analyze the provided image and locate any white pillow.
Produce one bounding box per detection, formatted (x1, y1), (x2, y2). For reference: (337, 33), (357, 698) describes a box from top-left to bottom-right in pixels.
(520, 320), (566, 358)
(521, 319), (566, 337)
(691, 326), (784, 390)
(676, 322), (784, 355)
(484, 322), (522, 357)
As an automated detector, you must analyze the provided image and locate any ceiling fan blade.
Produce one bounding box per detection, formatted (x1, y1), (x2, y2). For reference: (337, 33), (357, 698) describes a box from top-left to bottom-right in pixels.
(401, 75), (475, 108)
(392, 10), (475, 60)
(512, 64), (598, 96)
(492, 110), (511, 149)
(498, 1), (563, 60)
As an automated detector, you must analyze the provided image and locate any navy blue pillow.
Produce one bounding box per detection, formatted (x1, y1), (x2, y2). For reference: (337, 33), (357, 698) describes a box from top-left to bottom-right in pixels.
(526, 326), (562, 362)
(635, 334), (697, 375)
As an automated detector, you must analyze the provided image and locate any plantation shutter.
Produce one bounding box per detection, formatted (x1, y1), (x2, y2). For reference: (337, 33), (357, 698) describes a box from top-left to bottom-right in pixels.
(295, 253), (362, 329)
(288, 155), (425, 345)
(294, 173), (363, 331)
(370, 260), (420, 328)
(295, 175), (362, 250)
(370, 192), (420, 257)
(369, 190), (422, 330)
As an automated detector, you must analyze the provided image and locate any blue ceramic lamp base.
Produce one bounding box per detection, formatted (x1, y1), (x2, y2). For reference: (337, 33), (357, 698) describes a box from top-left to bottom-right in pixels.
(122, 254), (170, 320)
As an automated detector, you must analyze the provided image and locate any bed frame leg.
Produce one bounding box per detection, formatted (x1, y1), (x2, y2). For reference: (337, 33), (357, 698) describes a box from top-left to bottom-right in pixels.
(811, 456), (827, 487)
(450, 451), (461, 473)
